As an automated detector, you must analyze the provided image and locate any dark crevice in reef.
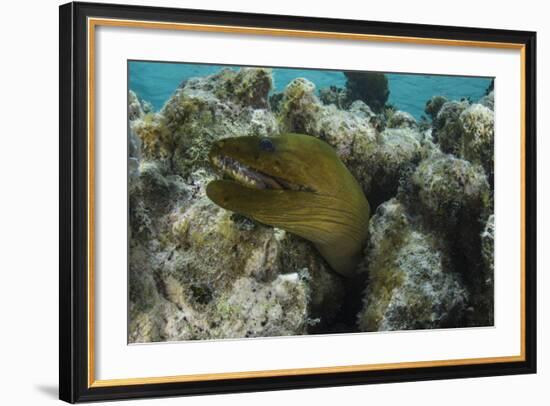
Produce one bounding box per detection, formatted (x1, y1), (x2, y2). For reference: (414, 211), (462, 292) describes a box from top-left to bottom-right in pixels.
(369, 158), (422, 212)
(309, 273), (367, 335)
(332, 274), (368, 333)
(452, 213), (494, 327)
(367, 180), (394, 213)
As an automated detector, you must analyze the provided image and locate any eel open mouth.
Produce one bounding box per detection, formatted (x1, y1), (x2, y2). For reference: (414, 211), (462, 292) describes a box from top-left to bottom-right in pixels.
(210, 155), (310, 192)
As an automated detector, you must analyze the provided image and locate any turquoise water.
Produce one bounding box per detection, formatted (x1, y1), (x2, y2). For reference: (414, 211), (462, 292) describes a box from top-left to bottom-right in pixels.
(129, 61), (492, 119)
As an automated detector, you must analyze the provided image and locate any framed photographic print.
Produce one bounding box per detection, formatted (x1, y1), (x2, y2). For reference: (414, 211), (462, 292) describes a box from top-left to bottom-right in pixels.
(59, 1), (537, 403)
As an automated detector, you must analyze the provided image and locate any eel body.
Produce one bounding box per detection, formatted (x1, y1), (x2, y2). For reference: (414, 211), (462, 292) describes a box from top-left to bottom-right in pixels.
(206, 133), (370, 277)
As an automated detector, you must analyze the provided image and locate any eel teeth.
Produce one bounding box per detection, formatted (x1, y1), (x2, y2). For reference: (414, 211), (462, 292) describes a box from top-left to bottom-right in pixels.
(213, 155), (269, 189)
(213, 155), (308, 191)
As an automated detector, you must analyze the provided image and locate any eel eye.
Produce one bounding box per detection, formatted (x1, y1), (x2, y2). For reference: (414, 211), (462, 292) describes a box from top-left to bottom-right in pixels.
(259, 138), (275, 153)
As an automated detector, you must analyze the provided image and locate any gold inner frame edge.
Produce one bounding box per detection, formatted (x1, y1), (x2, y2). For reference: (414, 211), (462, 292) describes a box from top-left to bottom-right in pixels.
(87, 17), (527, 388)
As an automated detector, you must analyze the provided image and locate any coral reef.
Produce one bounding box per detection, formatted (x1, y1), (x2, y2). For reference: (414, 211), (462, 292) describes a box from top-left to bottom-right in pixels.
(386, 110), (417, 129)
(135, 68), (278, 177)
(129, 194), (345, 342)
(128, 90), (144, 121)
(407, 152), (493, 327)
(479, 90), (494, 110)
(319, 85), (348, 109)
(344, 71), (390, 113)
(432, 100), (470, 155)
(410, 153), (490, 227)
(318, 71), (390, 115)
(370, 128), (422, 205)
(431, 98), (494, 183)
(128, 66), (495, 341)
(424, 95), (449, 121)
(478, 214), (495, 323)
(459, 103), (495, 181)
(356, 199), (469, 331)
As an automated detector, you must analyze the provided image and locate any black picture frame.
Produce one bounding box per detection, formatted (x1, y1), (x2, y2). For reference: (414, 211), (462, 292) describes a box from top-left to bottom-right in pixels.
(59, 1), (537, 403)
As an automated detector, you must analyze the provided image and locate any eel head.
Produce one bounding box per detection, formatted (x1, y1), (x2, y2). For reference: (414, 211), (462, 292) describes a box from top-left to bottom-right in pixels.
(206, 134), (370, 277)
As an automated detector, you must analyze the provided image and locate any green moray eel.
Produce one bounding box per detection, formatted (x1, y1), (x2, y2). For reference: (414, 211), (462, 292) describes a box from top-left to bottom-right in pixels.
(206, 133), (370, 277)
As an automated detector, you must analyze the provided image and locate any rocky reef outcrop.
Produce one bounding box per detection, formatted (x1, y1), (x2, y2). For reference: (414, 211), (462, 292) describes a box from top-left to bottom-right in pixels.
(430, 98), (495, 184)
(356, 199), (469, 331)
(128, 67), (495, 341)
(316, 71), (390, 114)
(343, 71), (390, 113)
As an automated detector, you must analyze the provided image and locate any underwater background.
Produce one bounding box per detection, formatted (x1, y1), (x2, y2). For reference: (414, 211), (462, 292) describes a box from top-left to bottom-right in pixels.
(129, 61), (492, 120)
(127, 61), (495, 343)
